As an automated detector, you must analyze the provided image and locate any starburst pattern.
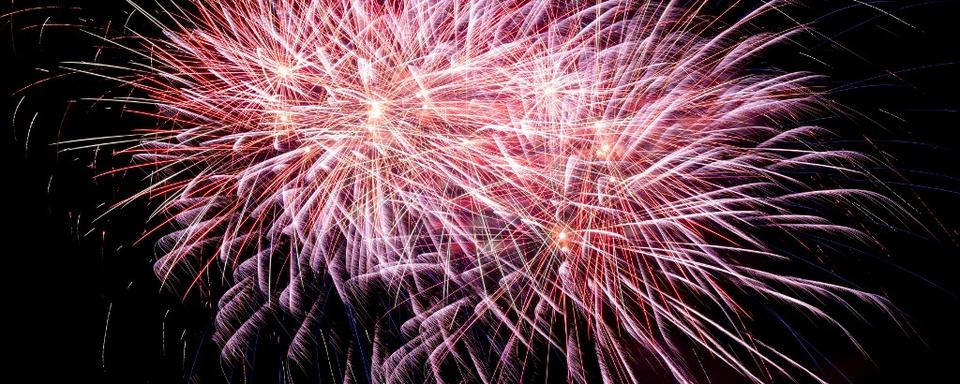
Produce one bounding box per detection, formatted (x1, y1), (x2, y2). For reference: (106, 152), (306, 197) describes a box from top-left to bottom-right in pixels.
(71, 0), (911, 382)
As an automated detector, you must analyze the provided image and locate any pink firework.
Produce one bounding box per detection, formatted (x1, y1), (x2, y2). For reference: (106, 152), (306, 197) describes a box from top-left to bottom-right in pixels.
(71, 0), (911, 382)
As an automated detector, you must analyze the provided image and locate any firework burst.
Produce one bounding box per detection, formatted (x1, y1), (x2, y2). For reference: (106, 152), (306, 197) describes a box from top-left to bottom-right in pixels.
(66, 0), (913, 382)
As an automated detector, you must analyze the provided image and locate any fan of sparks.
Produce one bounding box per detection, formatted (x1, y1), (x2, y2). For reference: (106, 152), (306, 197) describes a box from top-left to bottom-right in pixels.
(77, 0), (910, 382)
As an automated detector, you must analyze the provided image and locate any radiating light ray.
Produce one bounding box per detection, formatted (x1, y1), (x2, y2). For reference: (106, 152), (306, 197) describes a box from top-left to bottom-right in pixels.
(63, 0), (915, 382)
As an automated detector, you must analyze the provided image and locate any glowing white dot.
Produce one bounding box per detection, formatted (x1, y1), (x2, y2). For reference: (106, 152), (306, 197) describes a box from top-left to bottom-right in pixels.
(557, 231), (568, 241)
(543, 83), (558, 97)
(275, 65), (293, 78)
(368, 101), (384, 119)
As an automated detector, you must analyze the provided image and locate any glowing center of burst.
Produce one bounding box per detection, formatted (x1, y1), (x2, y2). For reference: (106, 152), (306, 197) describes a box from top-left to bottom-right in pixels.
(275, 65), (293, 78)
(543, 86), (556, 97)
(368, 101), (385, 120)
(596, 143), (612, 156)
(556, 231), (572, 253)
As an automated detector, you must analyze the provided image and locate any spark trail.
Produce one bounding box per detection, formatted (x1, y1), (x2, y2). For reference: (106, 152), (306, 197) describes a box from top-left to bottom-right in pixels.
(69, 0), (911, 382)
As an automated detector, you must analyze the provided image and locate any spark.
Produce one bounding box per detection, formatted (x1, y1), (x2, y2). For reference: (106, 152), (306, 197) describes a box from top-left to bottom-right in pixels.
(274, 64), (293, 78)
(367, 100), (384, 120)
(68, 0), (910, 382)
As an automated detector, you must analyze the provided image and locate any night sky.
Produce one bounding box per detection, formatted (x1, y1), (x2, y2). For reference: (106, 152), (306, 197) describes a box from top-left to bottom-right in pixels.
(4, 1), (960, 383)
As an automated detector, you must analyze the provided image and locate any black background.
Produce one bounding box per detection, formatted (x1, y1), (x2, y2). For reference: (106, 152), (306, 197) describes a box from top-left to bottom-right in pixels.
(3, 1), (959, 383)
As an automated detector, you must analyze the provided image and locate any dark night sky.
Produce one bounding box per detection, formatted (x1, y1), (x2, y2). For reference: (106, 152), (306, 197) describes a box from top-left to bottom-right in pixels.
(3, 1), (960, 383)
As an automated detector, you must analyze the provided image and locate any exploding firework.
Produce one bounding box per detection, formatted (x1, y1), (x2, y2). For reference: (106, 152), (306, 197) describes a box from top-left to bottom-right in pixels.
(61, 0), (915, 382)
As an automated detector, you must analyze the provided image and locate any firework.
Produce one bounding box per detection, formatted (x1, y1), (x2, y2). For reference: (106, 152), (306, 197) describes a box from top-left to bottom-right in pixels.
(69, 0), (911, 382)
